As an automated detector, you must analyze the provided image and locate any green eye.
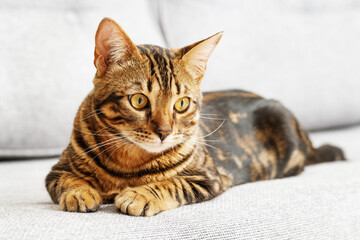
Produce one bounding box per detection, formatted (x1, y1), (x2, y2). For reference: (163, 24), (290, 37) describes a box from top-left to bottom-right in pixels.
(130, 94), (148, 109)
(174, 97), (190, 113)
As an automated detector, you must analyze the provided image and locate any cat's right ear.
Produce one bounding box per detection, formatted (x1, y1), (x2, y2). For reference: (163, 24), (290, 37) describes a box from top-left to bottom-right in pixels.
(94, 18), (141, 77)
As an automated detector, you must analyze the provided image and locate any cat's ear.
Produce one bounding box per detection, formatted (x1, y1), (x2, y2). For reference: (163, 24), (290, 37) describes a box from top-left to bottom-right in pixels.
(94, 18), (141, 77)
(178, 32), (223, 83)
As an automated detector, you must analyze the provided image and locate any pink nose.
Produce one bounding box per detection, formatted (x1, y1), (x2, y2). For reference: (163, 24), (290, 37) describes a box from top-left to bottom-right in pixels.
(154, 128), (171, 142)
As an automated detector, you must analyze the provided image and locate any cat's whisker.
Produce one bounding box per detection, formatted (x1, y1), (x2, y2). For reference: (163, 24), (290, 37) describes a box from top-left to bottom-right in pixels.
(182, 141), (201, 159)
(75, 137), (127, 160)
(103, 141), (129, 164)
(81, 136), (127, 155)
(83, 108), (101, 116)
(199, 116), (226, 121)
(73, 127), (117, 137)
(82, 109), (102, 120)
(184, 134), (221, 142)
(201, 139), (222, 142)
(200, 113), (224, 116)
(188, 136), (221, 151)
(104, 145), (120, 164)
(82, 112), (102, 121)
(91, 143), (116, 162)
(72, 133), (125, 161)
(91, 141), (123, 163)
(198, 119), (226, 139)
(86, 138), (128, 161)
(102, 145), (118, 164)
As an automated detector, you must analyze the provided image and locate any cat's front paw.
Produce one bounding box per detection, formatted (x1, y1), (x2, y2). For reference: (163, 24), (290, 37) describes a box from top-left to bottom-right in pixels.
(59, 186), (102, 212)
(115, 187), (161, 217)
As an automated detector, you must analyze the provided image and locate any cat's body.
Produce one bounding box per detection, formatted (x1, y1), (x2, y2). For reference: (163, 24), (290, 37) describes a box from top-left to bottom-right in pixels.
(201, 90), (343, 185)
(46, 19), (345, 216)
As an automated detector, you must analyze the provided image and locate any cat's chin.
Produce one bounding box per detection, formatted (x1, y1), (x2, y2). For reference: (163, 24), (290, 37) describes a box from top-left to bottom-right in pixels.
(137, 142), (174, 153)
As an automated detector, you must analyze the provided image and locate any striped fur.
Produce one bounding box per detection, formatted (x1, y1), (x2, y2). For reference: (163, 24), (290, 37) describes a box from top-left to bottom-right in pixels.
(46, 18), (345, 216)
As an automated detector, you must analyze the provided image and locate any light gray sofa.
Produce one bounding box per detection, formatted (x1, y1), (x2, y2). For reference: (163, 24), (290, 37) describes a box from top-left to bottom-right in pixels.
(1, 0), (360, 239)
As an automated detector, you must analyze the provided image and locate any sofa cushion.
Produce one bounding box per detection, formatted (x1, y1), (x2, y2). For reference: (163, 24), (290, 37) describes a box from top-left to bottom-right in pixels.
(0, 0), (165, 159)
(1, 125), (359, 239)
(159, 0), (360, 131)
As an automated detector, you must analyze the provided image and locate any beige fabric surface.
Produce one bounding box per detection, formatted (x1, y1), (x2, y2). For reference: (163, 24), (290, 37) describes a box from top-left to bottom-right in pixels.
(1, 125), (360, 239)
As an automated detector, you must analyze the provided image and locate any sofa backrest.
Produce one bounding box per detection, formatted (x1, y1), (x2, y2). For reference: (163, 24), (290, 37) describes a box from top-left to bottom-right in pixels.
(1, 0), (359, 159)
(159, 0), (360, 130)
(0, 0), (165, 158)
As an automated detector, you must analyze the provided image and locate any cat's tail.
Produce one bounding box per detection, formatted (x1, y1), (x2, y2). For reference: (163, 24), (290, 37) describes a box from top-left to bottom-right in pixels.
(306, 144), (346, 165)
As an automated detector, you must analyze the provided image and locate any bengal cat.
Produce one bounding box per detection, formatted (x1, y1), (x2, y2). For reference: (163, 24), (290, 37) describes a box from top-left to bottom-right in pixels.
(46, 18), (345, 216)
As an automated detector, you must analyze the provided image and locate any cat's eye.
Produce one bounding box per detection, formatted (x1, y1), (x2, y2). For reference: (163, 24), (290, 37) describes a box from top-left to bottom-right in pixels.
(174, 97), (190, 113)
(130, 94), (148, 110)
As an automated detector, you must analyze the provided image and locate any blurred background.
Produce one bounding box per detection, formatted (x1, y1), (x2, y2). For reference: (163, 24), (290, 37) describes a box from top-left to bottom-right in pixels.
(0, 0), (360, 159)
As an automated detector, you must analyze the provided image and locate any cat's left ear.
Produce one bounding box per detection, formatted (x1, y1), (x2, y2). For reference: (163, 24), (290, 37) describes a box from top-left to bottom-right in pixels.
(178, 32), (223, 83)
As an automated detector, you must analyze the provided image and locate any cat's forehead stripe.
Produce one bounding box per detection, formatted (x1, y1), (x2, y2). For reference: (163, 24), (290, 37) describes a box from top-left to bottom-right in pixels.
(175, 81), (181, 95)
(147, 79), (152, 92)
(137, 46), (161, 89)
(137, 45), (177, 93)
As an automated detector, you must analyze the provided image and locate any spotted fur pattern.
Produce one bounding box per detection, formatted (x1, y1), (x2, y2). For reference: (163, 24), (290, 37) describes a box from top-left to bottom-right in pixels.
(46, 18), (345, 216)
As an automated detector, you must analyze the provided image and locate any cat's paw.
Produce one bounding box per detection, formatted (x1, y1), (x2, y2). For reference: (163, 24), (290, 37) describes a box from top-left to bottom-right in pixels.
(115, 187), (161, 217)
(59, 186), (102, 212)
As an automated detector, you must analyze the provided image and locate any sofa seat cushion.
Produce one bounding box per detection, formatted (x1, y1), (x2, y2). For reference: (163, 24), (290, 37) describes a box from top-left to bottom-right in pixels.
(1, 125), (359, 239)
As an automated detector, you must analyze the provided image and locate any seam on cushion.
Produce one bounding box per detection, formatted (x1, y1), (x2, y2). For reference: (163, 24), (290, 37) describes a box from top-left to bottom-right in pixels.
(308, 122), (360, 133)
(0, 147), (63, 159)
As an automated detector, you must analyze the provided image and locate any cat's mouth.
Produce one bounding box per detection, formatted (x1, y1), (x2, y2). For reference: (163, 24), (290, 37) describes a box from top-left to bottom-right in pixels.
(122, 131), (183, 153)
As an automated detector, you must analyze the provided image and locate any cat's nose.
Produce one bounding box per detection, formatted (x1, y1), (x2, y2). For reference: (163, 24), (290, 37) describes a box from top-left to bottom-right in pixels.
(154, 128), (172, 142)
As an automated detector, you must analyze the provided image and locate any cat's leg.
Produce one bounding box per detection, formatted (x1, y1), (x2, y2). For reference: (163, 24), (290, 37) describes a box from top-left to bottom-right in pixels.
(46, 165), (102, 212)
(115, 174), (225, 216)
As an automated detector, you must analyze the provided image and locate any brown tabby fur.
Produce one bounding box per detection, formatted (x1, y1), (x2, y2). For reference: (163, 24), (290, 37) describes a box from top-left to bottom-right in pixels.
(46, 18), (345, 216)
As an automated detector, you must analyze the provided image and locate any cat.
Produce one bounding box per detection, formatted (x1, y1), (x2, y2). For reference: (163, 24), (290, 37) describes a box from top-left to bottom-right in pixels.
(46, 18), (345, 216)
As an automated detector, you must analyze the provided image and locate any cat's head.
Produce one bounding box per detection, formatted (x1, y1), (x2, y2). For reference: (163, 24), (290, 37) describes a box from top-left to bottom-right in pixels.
(92, 18), (222, 153)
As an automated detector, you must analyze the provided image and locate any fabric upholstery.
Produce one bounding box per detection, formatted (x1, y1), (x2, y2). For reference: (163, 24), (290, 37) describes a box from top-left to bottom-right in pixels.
(0, 0), (165, 158)
(2, 0), (360, 159)
(159, 0), (360, 130)
(1, 125), (360, 239)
